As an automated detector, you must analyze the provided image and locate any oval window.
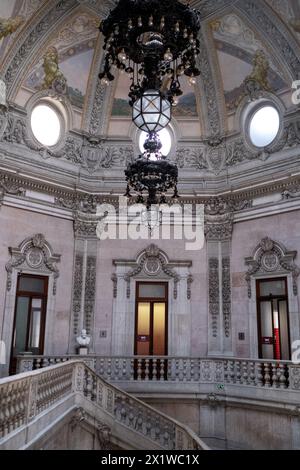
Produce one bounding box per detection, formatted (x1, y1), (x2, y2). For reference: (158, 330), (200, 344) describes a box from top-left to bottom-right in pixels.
(31, 104), (61, 147)
(249, 106), (280, 148)
(139, 128), (172, 156)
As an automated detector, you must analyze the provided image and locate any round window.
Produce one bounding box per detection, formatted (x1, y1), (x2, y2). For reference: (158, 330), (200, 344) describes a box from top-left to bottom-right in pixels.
(139, 128), (172, 156)
(31, 104), (61, 147)
(249, 105), (280, 148)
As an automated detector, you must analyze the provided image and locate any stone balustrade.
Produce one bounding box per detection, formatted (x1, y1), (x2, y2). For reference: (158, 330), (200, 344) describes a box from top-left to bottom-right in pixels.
(16, 355), (300, 391)
(1, 360), (207, 450)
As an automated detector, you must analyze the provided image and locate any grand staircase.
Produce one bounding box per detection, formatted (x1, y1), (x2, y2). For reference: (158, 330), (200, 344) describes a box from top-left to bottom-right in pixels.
(0, 360), (208, 450)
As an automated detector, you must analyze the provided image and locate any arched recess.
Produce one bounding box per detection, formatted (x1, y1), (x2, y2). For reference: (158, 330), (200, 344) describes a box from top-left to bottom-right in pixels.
(1, 233), (61, 373)
(245, 237), (300, 358)
(111, 244), (193, 357)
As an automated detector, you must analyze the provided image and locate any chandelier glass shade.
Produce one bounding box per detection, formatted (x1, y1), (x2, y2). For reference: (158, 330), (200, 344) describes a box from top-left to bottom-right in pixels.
(132, 89), (171, 133)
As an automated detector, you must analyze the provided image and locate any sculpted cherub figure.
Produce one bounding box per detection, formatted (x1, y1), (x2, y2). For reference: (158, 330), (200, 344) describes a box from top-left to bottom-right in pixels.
(0, 16), (24, 40)
(245, 50), (271, 92)
(41, 46), (67, 93)
(290, 19), (300, 33)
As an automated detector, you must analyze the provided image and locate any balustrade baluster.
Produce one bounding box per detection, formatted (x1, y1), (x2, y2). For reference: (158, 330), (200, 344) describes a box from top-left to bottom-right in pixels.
(190, 359), (194, 382)
(242, 361), (249, 385)
(160, 359), (165, 381)
(271, 363), (278, 388)
(236, 361), (242, 384)
(137, 359), (142, 381)
(256, 362), (263, 387)
(264, 363), (271, 387)
(130, 358), (134, 381)
(152, 358), (157, 381)
(249, 362), (256, 386)
(99, 358), (105, 377)
(145, 359), (150, 381)
(279, 363), (287, 389)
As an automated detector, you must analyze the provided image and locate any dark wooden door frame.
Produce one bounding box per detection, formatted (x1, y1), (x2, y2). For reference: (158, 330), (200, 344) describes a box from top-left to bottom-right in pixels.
(256, 277), (291, 360)
(134, 281), (169, 356)
(9, 274), (49, 374)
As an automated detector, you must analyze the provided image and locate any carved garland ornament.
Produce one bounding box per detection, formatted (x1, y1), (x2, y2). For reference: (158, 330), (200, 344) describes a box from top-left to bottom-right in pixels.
(245, 237), (300, 298)
(123, 244), (181, 300)
(6, 233), (61, 295)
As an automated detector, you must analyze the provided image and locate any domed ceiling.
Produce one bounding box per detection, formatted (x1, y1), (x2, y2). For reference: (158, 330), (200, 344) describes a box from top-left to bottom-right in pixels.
(0, 0), (299, 194)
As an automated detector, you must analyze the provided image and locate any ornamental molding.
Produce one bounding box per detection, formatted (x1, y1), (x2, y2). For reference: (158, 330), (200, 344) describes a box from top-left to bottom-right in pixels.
(5, 233), (61, 295)
(73, 211), (105, 238)
(245, 237), (300, 298)
(3, 170), (300, 218)
(0, 105), (299, 175)
(0, 173), (25, 206)
(205, 212), (234, 241)
(114, 244), (193, 300)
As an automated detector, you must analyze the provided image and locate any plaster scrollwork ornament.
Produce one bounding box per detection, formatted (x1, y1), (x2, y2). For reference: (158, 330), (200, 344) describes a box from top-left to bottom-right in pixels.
(205, 197), (234, 241)
(0, 80), (7, 111)
(97, 424), (112, 450)
(74, 211), (104, 238)
(122, 244), (183, 300)
(282, 187), (300, 200)
(6, 234), (61, 295)
(0, 174), (25, 206)
(0, 16), (25, 40)
(245, 237), (300, 298)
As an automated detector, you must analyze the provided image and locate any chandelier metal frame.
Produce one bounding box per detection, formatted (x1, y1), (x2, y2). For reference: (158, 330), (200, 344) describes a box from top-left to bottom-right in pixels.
(99, 0), (201, 209)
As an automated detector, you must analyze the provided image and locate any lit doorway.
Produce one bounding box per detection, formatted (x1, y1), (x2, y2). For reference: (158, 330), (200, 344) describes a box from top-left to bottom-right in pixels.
(135, 282), (168, 356)
(257, 278), (290, 360)
(9, 274), (48, 374)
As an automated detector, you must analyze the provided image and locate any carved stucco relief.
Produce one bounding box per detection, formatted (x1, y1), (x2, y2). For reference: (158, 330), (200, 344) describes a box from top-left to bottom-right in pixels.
(245, 237), (300, 298)
(6, 233), (61, 295)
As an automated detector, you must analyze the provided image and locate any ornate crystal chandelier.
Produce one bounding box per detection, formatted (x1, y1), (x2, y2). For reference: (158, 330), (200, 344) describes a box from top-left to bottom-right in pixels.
(99, 0), (201, 208)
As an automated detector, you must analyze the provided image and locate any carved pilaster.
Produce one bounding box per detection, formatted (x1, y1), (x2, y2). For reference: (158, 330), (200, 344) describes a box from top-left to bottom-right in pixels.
(72, 254), (84, 336)
(84, 255), (96, 335)
(209, 258), (219, 339)
(222, 257), (231, 339)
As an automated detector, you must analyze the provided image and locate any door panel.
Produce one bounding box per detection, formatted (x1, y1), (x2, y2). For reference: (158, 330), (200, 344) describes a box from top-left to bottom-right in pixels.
(257, 278), (290, 360)
(278, 300), (289, 360)
(260, 300), (274, 359)
(153, 303), (166, 356)
(135, 283), (168, 357)
(13, 296), (30, 357)
(10, 275), (48, 375)
(136, 302), (151, 355)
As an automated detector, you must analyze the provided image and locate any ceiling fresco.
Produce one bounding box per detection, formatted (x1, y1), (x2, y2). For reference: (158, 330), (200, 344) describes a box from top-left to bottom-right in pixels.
(0, 0), (298, 133)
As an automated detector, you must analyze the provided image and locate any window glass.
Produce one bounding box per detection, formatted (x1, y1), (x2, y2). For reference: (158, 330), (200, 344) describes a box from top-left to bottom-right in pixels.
(139, 284), (166, 298)
(259, 280), (286, 297)
(18, 276), (45, 294)
(249, 106), (280, 147)
(31, 104), (61, 146)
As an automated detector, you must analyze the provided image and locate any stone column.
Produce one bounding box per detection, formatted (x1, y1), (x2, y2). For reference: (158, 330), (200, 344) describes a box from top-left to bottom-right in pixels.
(69, 210), (100, 353)
(205, 200), (233, 357)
